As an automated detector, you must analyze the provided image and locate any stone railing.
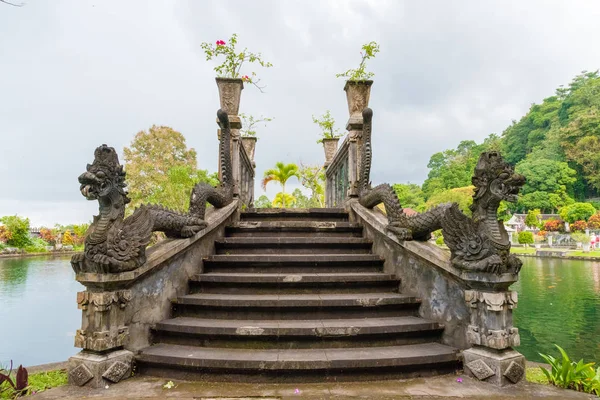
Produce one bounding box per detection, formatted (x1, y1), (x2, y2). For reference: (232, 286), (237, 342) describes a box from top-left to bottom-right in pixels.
(68, 200), (239, 387)
(325, 136), (352, 207)
(237, 138), (255, 208)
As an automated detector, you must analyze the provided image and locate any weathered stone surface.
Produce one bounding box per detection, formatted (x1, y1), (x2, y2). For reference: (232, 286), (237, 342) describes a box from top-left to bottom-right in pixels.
(466, 359), (495, 380)
(68, 363), (93, 387)
(102, 361), (130, 383)
(465, 290), (520, 350)
(68, 350), (133, 388)
(463, 347), (526, 386)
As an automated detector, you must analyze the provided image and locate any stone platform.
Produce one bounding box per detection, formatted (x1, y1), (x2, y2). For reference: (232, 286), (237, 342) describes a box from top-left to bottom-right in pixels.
(32, 373), (596, 399)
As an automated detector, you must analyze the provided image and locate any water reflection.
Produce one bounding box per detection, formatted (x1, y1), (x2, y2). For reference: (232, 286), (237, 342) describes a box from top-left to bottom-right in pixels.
(512, 257), (600, 363)
(0, 256), (83, 366)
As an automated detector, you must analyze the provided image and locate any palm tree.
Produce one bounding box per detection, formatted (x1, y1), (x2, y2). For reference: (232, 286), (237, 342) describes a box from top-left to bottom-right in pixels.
(262, 162), (299, 208)
(272, 192), (297, 208)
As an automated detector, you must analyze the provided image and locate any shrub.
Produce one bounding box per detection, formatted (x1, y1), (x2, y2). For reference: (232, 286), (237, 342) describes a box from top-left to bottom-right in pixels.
(539, 345), (600, 395)
(570, 220), (588, 232)
(24, 237), (49, 253)
(525, 209), (542, 229)
(62, 230), (74, 246)
(588, 213), (600, 230)
(571, 232), (590, 244)
(0, 216), (31, 248)
(544, 219), (564, 232)
(518, 231), (534, 245)
(559, 202), (596, 223)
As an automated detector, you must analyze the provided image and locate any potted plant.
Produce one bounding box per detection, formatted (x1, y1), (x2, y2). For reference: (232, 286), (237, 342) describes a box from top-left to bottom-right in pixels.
(571, 232), (590, 252)
(336, 41), (380, 119)
(312, 110), (343, 165)
(201, 33), (273, 115)
(239, 113), (273, 160)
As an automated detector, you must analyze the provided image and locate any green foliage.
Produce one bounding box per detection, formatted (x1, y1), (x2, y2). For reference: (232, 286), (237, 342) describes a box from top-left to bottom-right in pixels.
(262, 162), (299, 195)
(424, 186), (474, 216)
(0, 216), (31, 248)
(526, 367), (549, 384)
(254, 195), (271, 209)
(515, 158), (577, 196)
(570, 232), (590, 244)
(559, 202), (596, 223)
(27, 370), (68, 395)
(23, 237), (49, 253)
(517, 191), (574, 214)
(435, 235), (444, 246)
(200, 33), (273, 88)
(392, 183), (426, 211)
(312, 110), (342, 143)
(525, 209), (542, 229)
(518, 231), (534, 245)
(298, 164), (325, 207)
(272, 192), (296, 208)
(336, 41), (380, 81)
(239, 113), (273, 139)
(539, 345), (600, 395)
(124, 127), (216, 213)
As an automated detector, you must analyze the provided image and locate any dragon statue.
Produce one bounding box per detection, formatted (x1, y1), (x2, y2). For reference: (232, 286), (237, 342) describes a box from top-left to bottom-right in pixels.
(358, 108), (525, 274)
(71, 110), (234, 274)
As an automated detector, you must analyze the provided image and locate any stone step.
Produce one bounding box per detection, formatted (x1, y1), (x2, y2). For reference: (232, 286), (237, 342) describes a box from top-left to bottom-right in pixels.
(136, 343), (460, 382)
(203, 254), (384, 273)
(173, 293), (421, 320)
(226, 221), (363, 238)
(215, 237), (373, 255)
(241, 208), (349, 222)
(151, 316), (445, 349)
(189, 272), (399, 294)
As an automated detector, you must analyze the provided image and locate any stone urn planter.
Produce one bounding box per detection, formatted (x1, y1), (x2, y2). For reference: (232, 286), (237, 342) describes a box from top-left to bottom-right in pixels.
(322, 138), (340, 166)
(216, 77), (244, 115)
(344, 80), (373, 119)
(583, 242), (591, 253)
(241, 136), (257, 161)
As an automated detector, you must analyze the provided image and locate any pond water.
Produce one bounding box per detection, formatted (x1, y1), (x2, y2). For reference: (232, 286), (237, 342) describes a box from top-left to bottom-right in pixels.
(0, 255), (599, 366)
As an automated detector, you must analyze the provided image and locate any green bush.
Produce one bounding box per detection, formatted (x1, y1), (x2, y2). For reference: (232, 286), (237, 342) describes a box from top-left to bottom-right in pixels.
(23, 237), (49, 253)
(518, 231), (534, 245)
(559, 202), (596, 223)
(539, 345), (600, 395)
(0, 216), (31, 248)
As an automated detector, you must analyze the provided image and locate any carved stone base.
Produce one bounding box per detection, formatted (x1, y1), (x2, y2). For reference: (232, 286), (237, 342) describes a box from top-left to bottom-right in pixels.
(68, 349), (133, 388)
(463, 347), (525, 386)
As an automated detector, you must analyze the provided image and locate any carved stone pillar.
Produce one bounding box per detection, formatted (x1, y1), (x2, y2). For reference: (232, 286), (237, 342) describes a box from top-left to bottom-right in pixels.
(68, 290), (134, 388)
(462, 289), (525, 386)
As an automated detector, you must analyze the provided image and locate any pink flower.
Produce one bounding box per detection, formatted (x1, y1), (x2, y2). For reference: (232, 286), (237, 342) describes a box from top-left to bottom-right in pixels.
(456, 377), (463, 383)
(242, 75), (250, 81)
(216, 40), (226, 46)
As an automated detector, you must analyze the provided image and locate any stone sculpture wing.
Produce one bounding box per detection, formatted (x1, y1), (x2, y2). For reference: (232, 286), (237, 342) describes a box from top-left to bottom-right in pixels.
(441, 203), (485, 262)
(106, 207), (153, 262)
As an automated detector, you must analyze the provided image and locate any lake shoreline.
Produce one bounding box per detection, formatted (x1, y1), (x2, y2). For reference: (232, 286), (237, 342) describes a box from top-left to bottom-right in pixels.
(516, 253), (600, 261)
(0, 251), (78, 259)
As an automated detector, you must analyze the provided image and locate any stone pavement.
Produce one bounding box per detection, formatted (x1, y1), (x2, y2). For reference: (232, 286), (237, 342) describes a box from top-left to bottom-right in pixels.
(32, 373), (596, 399)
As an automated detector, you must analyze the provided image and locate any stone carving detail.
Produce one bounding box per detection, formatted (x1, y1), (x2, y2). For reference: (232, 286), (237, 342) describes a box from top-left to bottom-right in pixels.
(465, 291), (518, 311)
(467, 325), (520, 349)
(71, 110), (233, 274)
(503, 361), (525, 383)
(76, 290), (132, 312)
(69, 364), (94, 387)
(466, 359), (495, 381)
(74, 327), (129, 352)
(102, 361), (131, 383)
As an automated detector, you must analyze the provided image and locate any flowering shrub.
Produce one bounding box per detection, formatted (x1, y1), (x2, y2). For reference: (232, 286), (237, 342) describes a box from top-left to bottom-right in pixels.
(588, 213), (600, 229)
(0, 225), (11, 243)
(336, 41), (380, 81)
(201, 33), (273, 90)
(570, 220), (588, 232)
(39, 228), (58, 245)
(544, 219), (564, 232)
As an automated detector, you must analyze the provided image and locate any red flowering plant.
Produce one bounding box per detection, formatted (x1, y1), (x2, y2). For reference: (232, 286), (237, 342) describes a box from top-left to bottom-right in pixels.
(570, 220), (588, 232)
(588, 212), (600, 229)
(201, 33), (273, 91)
(544, 219), (565, 233)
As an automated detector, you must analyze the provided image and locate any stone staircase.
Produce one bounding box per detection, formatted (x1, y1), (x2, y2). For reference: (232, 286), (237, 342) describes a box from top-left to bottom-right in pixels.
(136, 209), (459, 381)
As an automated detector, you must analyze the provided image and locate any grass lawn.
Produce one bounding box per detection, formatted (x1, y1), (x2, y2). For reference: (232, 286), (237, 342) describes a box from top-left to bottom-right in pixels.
(0, 369), (67, 399)
(511, 246), (600, 258)
(526, 367), (549, 384)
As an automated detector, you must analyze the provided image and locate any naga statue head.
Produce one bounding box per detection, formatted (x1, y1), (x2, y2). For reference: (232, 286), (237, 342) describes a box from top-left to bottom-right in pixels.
(78, 144), (129, 204)
(471, 152), (525, 209)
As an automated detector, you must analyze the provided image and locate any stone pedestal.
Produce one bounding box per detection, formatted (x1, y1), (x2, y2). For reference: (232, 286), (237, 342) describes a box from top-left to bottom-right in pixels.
(463, 347), (526, 386)
(68, 349), (133, 388)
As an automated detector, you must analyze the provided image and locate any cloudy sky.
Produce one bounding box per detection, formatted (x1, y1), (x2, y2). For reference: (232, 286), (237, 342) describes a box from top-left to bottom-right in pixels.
(2, 0), (600, 227)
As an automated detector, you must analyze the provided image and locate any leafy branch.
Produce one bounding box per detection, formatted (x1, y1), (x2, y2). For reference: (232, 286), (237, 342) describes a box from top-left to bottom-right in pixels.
(312, 110), (342, 143)
(239, 113), (273, 140)
(336, 41), (380, 81)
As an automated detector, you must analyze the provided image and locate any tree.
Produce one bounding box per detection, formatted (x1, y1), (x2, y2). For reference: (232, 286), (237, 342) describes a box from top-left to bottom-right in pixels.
(518, 231), (534, 245)
(392, 183), (426, 211)
(39, 228), (58, 246)
(123, 125), (215, 212)
(517, 191), (573, 214)
(515, 158), (576, 196)
(424, 186), (474, 216)
(559, 202), (596, 223)
(254, 195), (272, 209)
(262, 162), (299, 207)
(0, 216), (31, 248)
(298, 164), (325, 207)
(525, 209), (542, 229)
(272, 192), (296, 208)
